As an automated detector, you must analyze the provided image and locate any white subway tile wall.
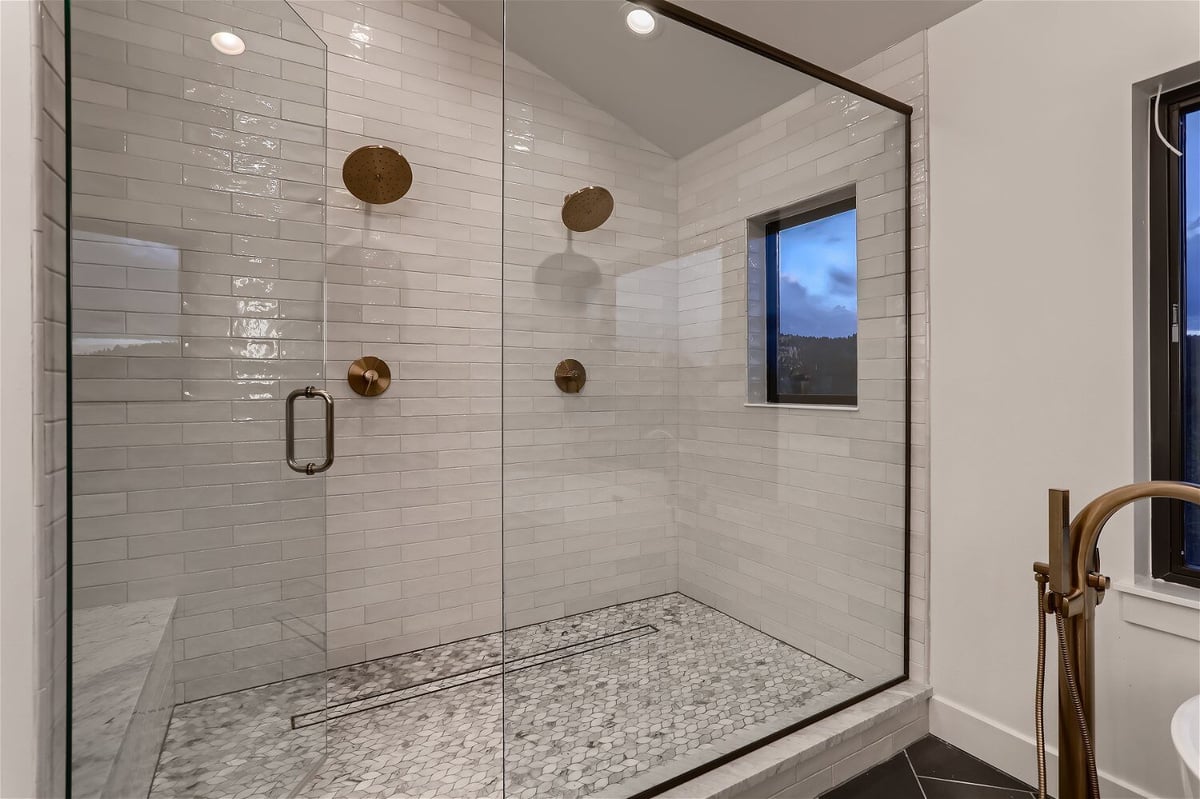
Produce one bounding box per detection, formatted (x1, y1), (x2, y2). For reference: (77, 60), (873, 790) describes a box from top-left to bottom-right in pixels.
(70, 0), (929, 706)
(675, 33), (929, 680)
(290, 0), (679, 659)
(498, 33), (680, 629)
(70, 0), (330, 702)
(37, 1), (69, 794)
(288, 0), (509, 669)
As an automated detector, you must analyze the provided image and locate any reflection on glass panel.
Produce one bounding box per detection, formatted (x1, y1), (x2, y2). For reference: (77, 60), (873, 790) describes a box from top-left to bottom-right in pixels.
(1183, 106), (1199, 569)
(69, 1), (328, 796)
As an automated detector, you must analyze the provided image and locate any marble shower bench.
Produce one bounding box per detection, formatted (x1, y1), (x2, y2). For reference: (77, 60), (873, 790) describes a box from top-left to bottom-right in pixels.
(72, 598), (176, 799)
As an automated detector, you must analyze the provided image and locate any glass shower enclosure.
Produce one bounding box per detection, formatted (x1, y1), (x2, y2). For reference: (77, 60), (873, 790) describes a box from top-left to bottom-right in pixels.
(495, 4), (912, 793)
(65, 0), (913, 796)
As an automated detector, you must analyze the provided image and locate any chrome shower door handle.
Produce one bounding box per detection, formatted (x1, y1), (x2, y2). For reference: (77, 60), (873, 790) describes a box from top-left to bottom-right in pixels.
(285, 386), (335, 475)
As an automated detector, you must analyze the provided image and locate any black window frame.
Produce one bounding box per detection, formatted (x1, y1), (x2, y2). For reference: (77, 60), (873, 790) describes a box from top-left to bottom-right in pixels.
(1149, 80), (1200, 588)
(765, 197), (858, 406)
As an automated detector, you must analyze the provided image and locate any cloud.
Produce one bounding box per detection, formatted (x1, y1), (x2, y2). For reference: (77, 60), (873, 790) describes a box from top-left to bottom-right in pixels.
(779, 276), (856, 338)
(827, 267), (856, 297)
(1188, 222), (1200, 331)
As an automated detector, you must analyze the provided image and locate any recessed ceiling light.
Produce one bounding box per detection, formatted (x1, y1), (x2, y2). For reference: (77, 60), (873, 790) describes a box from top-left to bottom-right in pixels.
(210, 31), (245, 56)
(625, 7), (656, 36)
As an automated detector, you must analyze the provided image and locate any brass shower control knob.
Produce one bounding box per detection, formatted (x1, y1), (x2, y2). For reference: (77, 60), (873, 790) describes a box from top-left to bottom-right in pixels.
(348, 357), (391, 396)
(554, 359), (586, 393)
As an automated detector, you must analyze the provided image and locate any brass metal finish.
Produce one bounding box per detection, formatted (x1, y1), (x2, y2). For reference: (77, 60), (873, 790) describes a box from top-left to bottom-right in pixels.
(1049, 489), (1071, 596)
(1035, 481), (1200, 799)
(554, 359), (586, 393)
(1034, 570), (1050, 797)
(342, 145), (412, 204)
(561, 186), (614, 232)
(347, 356), (391, 396)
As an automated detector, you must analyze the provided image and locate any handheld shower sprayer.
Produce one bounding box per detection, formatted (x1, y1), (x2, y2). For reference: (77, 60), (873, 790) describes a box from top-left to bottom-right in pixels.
(1032, 481), (1200, 799)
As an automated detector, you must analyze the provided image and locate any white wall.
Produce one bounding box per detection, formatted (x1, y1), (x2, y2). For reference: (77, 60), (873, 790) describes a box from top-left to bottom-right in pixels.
(928, 2), (1200, 797)
(2, 0), (68, 796)
(0, 3), (40, 795)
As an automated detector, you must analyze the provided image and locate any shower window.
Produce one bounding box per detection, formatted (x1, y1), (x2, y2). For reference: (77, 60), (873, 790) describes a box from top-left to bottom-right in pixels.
(766, 198), (859, 405)
(1150, 79), (1200, 587)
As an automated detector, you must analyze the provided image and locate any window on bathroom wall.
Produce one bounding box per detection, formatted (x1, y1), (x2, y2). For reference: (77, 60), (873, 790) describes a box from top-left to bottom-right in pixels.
(1150, 79), (1200, 588)
(764, 198), (859, 405)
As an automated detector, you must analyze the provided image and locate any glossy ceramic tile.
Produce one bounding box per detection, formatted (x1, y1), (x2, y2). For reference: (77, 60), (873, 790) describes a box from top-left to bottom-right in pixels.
(70, 0), (329, 702)
(70, 0), (930, 716)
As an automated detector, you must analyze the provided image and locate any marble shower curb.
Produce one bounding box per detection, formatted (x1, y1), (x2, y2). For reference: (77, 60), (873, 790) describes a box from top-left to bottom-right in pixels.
(653, 681), (932, 799)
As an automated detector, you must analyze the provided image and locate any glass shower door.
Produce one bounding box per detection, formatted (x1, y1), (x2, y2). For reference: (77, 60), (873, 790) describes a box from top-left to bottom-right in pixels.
(68, 2), (329, 795)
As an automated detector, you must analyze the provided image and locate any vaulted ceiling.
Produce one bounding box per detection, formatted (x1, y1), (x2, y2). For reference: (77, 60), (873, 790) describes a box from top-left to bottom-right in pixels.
(445, 0), (975, 157)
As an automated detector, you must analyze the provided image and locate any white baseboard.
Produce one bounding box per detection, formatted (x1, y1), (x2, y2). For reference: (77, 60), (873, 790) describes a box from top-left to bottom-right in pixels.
(929, 695), (1148, 798)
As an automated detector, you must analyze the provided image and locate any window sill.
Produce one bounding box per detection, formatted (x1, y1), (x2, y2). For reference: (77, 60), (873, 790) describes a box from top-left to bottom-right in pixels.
(743, 403), (859, 412)
(1113, 578), (1200, 641)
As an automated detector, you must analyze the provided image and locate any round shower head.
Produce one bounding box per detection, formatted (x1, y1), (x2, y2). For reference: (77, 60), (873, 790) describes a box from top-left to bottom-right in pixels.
(342, 145), (413, 205)
(561, 186), (614, 232)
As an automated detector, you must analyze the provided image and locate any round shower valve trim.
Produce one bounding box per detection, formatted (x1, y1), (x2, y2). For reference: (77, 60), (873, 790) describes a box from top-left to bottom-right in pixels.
(348, 357), (392, 396)
(554, 359), (587, 393)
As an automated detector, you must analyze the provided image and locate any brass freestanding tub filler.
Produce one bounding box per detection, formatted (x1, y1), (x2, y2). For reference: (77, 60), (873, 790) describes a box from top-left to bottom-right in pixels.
(1034, 481), (1200, 799)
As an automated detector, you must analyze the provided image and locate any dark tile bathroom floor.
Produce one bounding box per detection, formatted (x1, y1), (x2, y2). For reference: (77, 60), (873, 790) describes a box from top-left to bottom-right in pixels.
(822, 736), (1041, 799)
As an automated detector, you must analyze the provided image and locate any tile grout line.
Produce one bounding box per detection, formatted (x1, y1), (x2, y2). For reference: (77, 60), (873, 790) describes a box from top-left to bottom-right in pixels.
(903, 749), (929, 799)
(917, 773), (1037, 792)
(292, 626), (660, 728)
(932, 738), (1041, 791)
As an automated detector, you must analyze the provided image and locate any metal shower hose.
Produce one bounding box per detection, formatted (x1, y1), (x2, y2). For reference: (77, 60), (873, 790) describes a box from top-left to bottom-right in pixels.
(1035, 581), (1102, 799)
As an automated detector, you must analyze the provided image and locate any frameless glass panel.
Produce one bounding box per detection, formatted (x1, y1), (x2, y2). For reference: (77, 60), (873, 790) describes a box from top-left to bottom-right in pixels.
(68, 2), (328, 796)
(500, 2), (911, 795)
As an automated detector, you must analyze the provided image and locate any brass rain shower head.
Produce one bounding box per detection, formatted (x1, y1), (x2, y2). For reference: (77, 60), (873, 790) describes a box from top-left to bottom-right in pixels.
(561, 186), (614, 232)
(342, 145), (413, 205)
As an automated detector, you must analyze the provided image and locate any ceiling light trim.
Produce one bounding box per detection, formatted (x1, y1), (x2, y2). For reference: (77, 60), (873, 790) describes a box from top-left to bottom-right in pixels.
(210, 31), (246, 56)
(622, 4), (663, 38)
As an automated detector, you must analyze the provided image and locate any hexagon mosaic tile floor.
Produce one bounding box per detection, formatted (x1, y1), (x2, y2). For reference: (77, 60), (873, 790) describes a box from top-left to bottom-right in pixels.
(149, 594), (858, 799)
